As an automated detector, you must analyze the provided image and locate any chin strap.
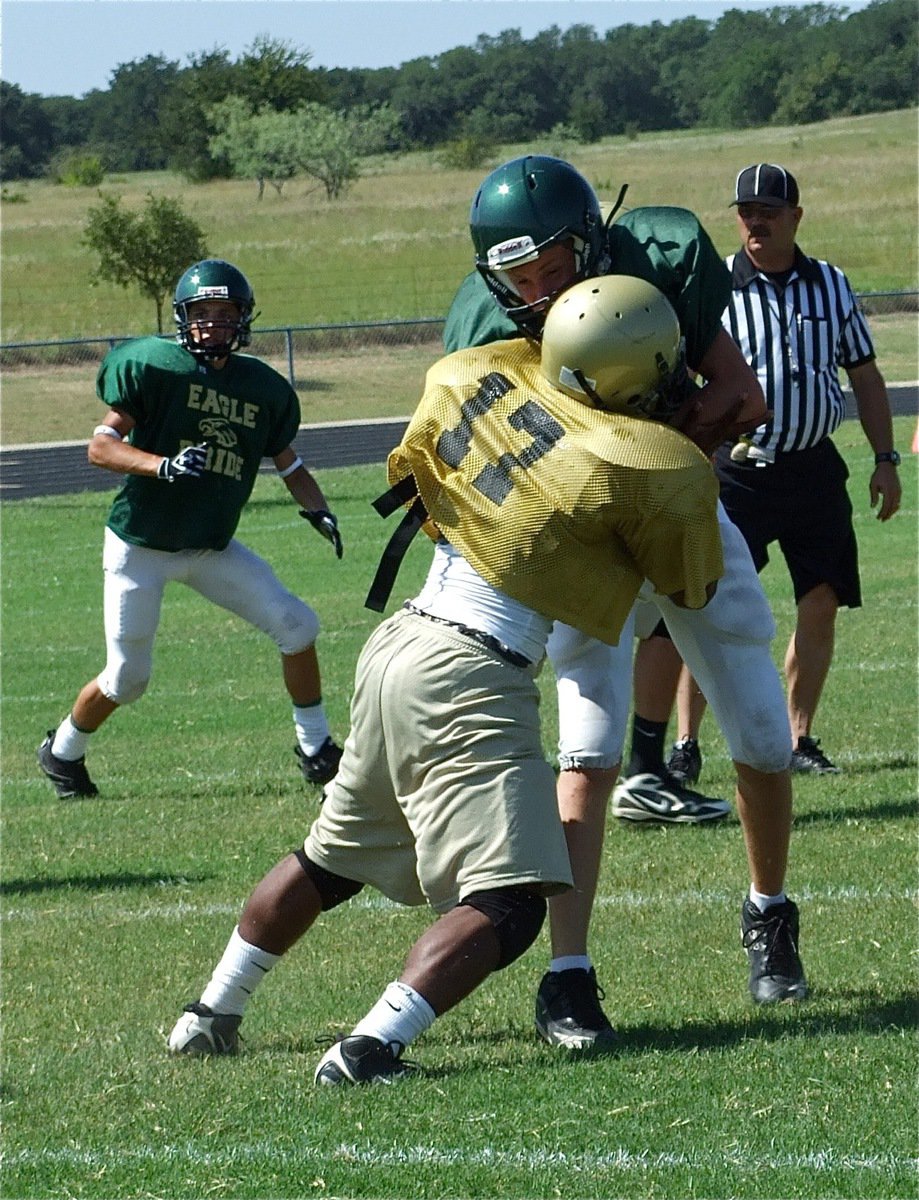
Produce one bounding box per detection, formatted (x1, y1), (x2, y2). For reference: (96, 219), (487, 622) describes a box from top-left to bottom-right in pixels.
(604, 182), (629, 232)
(364, 475), (430, 613)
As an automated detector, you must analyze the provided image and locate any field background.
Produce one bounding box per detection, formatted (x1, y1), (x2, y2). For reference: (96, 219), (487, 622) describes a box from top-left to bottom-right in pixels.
(2, 109), (916, 447)
(1, 422), (916, 1198)
(1, 110), (917, 1199)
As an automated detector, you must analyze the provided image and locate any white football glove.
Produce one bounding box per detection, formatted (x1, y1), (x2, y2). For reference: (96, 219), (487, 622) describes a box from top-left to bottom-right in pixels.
(157, 443), (208, 482)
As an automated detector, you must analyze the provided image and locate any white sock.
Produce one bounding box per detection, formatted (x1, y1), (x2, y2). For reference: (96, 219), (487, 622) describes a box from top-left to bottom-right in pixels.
(350, 981), (436, 1056)
(293, 703), (330, 756)
(200, 927), (281, 1017)
(551, 955), (592, 974)
(52, 715), (91, 761)
(749, 885), (787, 913)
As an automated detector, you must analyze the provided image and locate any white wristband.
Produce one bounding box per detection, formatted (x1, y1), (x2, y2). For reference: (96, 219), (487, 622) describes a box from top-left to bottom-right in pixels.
(93, 425), (123, 440)
(277, 456), (303, 479)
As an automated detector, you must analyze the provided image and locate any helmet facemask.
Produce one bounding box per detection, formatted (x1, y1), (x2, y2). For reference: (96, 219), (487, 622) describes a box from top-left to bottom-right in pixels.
(175, 299), (253, 361)
(476, 223), (604, 340)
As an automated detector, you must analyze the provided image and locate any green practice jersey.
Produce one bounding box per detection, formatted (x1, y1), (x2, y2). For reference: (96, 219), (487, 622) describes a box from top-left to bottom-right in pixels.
(98, 337), (300, 551)
(443, 206), (731, 370)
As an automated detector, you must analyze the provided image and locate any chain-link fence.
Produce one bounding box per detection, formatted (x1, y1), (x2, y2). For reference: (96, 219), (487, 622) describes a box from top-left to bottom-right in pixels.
(0, 318), (446, 379)
(2, 292), (916, 382)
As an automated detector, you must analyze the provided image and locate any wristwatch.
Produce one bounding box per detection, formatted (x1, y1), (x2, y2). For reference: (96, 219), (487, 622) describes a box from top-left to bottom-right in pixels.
(874, 451), (901, 466)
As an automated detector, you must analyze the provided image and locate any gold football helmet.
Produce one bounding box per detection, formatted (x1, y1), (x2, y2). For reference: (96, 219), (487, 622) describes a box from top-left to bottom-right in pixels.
(540, 275), (690, 420)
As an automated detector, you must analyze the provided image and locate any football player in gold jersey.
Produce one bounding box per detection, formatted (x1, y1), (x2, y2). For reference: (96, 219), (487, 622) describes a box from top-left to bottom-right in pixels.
(168, 276), (725, 1082)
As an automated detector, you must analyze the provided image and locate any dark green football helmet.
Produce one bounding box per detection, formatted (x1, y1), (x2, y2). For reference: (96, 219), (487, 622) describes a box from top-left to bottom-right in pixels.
(469, 156), (609, 337)
(173, 259), (255, 359)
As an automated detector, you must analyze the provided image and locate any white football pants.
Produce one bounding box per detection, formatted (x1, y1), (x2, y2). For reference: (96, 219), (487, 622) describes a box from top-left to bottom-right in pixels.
(97, 527), (320, 705)
(548, 503), (792, 774)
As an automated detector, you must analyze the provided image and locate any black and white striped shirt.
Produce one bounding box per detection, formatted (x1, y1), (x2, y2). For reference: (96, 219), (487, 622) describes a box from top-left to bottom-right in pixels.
(723, 247), (875, 454)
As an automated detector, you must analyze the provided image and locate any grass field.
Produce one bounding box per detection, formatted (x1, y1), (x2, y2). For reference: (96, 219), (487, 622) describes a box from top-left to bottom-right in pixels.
(1, 415), (916, 1199)
(1, 108), (916, 343)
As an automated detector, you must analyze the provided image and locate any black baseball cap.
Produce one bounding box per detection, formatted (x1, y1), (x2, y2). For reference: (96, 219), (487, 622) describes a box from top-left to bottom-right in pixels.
(731, 163), (800, 208)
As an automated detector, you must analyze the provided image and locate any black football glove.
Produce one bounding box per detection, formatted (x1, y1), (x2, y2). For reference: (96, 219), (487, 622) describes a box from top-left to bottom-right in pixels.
(299, 509), (343, 559)
(157, 443), (208, 482)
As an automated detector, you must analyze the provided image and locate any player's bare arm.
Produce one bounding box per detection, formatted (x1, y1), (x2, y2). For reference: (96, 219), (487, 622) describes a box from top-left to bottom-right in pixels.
(88, 409), (207, 481)
(273, 446), (329, 512)
(676, 329), (767, 454)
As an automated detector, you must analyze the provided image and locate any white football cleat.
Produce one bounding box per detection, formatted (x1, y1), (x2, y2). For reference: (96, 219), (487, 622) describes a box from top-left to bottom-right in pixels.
(612, 771), (730, 824)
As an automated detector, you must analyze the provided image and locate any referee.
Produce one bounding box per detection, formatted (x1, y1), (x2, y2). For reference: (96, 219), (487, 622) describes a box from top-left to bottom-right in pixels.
(678, 163), (902, 775)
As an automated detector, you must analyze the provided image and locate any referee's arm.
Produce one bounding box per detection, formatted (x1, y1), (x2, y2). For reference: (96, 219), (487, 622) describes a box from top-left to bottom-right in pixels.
(847, 358), (902, 522)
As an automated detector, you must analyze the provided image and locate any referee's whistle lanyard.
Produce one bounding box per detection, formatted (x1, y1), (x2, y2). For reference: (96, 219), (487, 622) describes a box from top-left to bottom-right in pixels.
(770, 278), (802, 384)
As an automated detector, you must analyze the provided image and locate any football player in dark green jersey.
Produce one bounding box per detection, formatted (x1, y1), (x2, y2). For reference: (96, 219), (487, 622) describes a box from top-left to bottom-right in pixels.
(445, 157), (807, 1045)
(38, 259), (344, 801)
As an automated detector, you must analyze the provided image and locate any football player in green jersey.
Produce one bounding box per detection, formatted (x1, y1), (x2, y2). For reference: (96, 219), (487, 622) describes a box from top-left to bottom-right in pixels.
(445, 156), (808, 1046)
(167, 276), (725, 1083)
(38, 259), (344, 801)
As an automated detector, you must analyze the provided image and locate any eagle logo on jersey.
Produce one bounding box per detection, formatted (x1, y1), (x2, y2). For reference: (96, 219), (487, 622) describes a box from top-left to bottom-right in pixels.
(198, 418), (238, 449)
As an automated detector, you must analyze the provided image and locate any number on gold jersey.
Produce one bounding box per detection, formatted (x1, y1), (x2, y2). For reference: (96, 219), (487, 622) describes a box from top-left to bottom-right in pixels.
(435, 372), (564, 504)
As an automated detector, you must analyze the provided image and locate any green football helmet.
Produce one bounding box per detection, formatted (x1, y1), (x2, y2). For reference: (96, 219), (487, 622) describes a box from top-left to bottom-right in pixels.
(173, 259), (256, 359)
(540, 275), (690, 421)
(470, 156), (609, 337)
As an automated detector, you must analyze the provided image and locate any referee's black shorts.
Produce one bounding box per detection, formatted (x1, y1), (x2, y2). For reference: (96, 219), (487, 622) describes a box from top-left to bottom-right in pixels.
(713, 437), (862, 609)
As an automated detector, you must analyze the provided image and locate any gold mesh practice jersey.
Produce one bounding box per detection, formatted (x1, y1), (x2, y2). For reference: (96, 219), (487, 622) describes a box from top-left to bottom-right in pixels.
(387, 338), (723, 645)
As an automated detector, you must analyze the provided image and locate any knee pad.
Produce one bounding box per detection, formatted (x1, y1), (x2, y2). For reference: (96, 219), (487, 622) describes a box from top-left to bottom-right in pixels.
(294, 848), (363, 911)
(97, 664), (150, 706)
(460, 887), (547, 969)
(270, 597), (320, 656)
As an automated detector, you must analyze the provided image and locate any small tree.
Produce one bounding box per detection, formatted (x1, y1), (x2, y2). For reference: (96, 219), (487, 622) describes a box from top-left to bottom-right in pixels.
(83, 193), (208, 331)
(209, 97), (302, 198)
(293, 103), (360, 200)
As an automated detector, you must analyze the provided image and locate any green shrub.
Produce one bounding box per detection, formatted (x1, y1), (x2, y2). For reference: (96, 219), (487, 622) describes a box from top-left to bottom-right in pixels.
(438, 133), (495, 171)
(53, 152), (105, 187)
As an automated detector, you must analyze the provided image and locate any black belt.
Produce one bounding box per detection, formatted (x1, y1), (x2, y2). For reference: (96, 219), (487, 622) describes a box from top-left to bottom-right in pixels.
(404, 604), (532, 669)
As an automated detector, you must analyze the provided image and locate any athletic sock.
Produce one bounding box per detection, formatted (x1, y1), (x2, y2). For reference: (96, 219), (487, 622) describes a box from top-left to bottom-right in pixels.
(293, 702), (331, 757)
(626, 716), (668, 776)
(550, 955), (592, 974)
(51, 714), (92, 761)
(350, 980), (436, 1056)
(200, 926), (281, 1017)
(749, 886), (787, 913)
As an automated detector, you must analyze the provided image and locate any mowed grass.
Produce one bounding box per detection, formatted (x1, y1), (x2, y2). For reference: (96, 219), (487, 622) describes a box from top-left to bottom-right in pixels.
(1, 109), (916, 344)
(1, 415), (916, 1199)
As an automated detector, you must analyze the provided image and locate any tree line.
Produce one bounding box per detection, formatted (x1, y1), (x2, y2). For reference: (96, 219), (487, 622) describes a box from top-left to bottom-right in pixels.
(2, 1), (916, 185)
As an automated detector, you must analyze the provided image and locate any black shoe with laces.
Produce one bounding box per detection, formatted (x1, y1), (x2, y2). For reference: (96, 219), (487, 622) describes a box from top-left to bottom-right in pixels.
(791, 736), (840, 774)
(295, 737), (343, 786)
(314, 1035), (414, 1085)
(741, 898), (809, 1003)
(37, 730), (98, 798)
(535, 967), (618, 1050)
(667, 737), (702, 785)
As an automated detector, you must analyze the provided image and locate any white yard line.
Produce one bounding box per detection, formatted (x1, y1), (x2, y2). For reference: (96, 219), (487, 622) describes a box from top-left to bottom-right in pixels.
(2, 1138), (914, 1177)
